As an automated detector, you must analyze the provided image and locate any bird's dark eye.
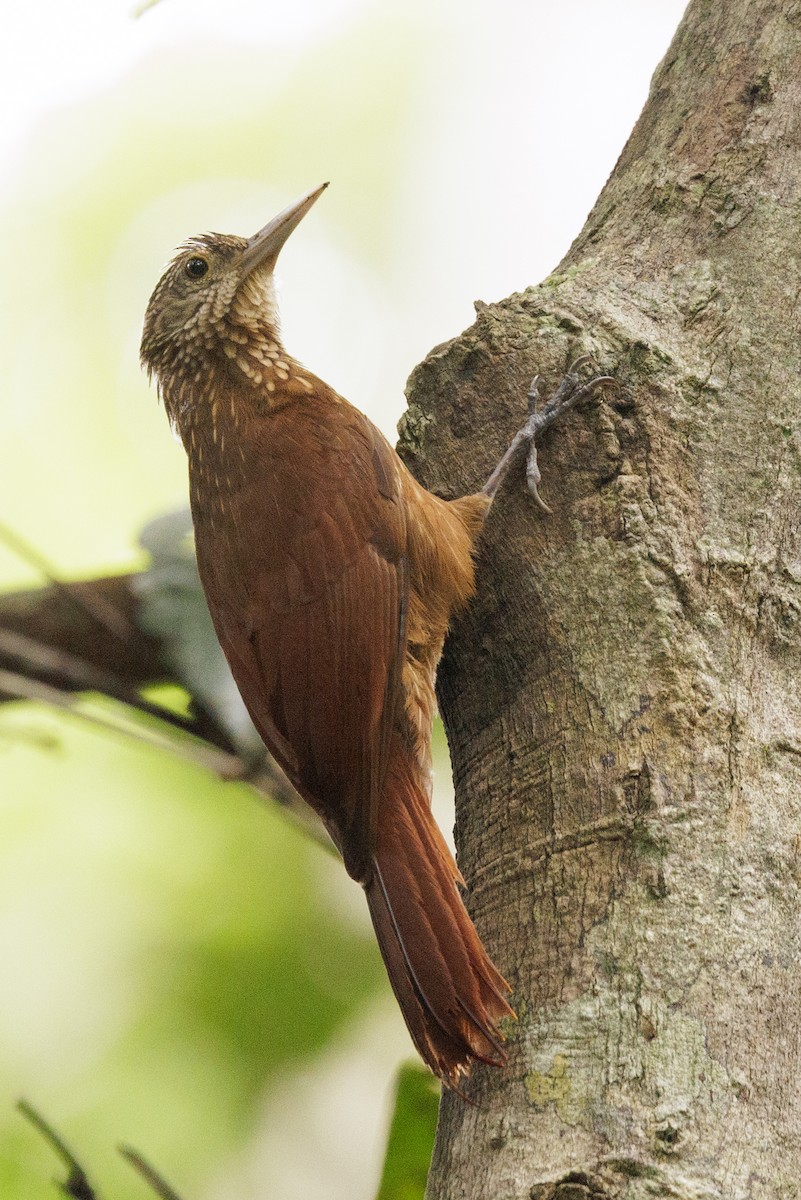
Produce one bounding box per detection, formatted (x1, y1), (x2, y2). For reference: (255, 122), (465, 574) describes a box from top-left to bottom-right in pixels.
(185, 256), (209, 279)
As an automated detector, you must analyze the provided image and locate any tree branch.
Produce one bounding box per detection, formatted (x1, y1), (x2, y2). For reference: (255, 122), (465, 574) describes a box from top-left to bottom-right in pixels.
(0, 574), (232, 748)
(0, 572), (330, 850)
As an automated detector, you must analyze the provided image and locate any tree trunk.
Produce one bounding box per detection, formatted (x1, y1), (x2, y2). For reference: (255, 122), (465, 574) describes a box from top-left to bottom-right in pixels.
(400, 1), (801, 1194)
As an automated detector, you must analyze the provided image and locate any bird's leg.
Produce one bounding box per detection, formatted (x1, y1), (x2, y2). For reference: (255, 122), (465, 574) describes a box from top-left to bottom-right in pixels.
(482, 357), (616, 511)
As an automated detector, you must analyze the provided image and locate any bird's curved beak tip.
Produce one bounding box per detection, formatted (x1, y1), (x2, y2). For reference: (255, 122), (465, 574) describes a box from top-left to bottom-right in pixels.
(242, 182), (329, 275)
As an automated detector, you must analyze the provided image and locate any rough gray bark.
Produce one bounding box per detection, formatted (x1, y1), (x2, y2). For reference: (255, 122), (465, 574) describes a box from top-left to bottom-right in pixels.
(400, 1), (801, 1195)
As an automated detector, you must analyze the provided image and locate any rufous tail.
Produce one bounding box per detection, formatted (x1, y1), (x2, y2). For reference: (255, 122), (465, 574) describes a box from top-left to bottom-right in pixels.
(364, 748), (514, 1086)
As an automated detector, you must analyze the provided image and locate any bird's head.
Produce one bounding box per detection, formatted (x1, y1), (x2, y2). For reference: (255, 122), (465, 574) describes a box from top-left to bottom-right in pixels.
(140, 183), (328, 398)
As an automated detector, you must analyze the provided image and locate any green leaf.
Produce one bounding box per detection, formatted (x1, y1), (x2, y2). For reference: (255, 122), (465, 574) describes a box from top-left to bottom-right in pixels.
(134, 510), (263, 758)
(375, 1064), (439, 1200)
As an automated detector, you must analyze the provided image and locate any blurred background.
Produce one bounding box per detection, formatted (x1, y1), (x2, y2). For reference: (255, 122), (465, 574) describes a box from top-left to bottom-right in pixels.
(0, 1), (686, 1196)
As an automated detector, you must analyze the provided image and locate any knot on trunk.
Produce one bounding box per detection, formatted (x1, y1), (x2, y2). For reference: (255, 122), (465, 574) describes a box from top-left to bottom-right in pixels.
(530, 1172), (612, 1200)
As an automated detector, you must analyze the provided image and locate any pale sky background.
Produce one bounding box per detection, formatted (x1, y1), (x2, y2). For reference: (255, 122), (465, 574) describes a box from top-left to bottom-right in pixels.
(0, 3), (689, 1198)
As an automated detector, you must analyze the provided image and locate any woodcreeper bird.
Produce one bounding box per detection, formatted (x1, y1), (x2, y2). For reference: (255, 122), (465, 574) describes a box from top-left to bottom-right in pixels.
(141, 184), (610, 1086)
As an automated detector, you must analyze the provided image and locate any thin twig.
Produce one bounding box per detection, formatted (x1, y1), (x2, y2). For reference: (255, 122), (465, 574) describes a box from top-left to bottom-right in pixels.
(119, 1146), (186, 1200)
(0, 628), (205, 737)
(132, 0), (164, 16)
(0, 668), (335, 854)
(0, 668), (245, 773)
(0, 520), (132, 643)
(17, 1100), (99, 1200)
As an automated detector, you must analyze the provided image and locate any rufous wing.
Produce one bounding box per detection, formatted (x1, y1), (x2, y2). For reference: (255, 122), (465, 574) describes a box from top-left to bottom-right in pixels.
(195, 395), (408, 883)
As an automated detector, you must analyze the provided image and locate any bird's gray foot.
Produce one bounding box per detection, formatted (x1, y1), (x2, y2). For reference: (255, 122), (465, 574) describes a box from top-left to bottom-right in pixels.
(482, 356), (616, 510)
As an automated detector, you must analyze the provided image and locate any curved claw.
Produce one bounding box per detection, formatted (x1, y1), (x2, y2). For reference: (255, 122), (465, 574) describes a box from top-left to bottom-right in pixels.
(526, 375), (543, 416)
(565, 353), (596, 376)
(528, 477), (553, 514)
(526, 440), (552, 512)
(482, 363), (618, 508)
(572, 374), (617, 404)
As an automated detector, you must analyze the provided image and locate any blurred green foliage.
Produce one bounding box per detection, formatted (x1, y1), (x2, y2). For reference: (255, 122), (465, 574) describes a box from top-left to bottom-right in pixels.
(0, 3), (471, 1195)
(375, 1065), (439, 1200)
(0, 703), (387, 1199)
